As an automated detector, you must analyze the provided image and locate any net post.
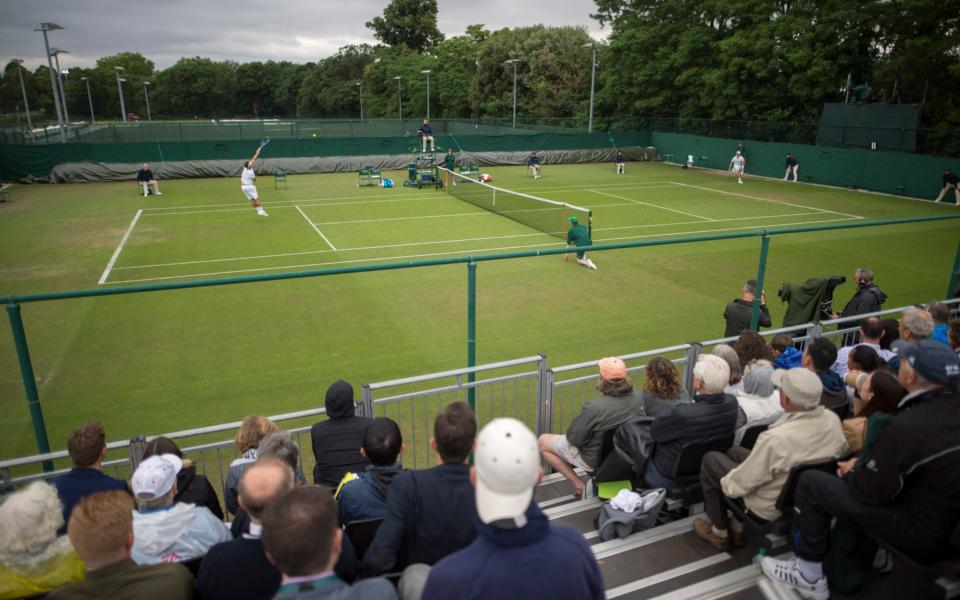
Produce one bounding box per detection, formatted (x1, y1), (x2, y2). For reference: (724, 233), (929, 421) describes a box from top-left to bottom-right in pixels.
(6, 301), (53, 471)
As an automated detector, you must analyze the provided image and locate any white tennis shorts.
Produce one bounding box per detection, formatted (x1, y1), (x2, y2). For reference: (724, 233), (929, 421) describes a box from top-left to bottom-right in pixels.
(241, 184), (258, 201)
(553, 435), (593, 472)
(733, 165), (744, 174)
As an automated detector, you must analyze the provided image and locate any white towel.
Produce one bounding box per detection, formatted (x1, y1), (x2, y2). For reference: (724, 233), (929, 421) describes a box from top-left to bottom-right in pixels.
(610, 489), (643, 513)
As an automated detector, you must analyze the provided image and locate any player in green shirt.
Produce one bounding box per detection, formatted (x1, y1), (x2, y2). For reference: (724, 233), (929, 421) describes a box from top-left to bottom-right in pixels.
(566, 216), (597, 270)
(444, 148), (456, 171)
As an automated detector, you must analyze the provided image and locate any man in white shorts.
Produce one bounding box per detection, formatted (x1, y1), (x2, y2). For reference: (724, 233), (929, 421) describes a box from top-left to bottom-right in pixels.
(729, 151), (746, 184)
(241, 146), (268, 217)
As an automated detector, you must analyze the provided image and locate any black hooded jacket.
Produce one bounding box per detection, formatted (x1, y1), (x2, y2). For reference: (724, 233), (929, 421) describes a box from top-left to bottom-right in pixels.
(839, 283), (887, 318)
(311, 380), (372, 487)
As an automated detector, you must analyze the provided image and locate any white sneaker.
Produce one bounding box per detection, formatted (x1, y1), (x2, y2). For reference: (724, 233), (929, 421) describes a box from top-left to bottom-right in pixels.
(738, 179), (743, 184)
(760, 557), (829, 600)
(156, 192), (162, 196)
(587, 259), (597, 270)
(258, 209), (268, 216)
(143, 193), (148, 197)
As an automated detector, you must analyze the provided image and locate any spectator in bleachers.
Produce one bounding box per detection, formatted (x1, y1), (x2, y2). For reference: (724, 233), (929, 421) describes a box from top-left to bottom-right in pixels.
(694, 367), (847, 551)
(48, 491), (194, 600)
(421, 418), (604, 600)
(887, 307), (936, 372)
(760, 338), (960, 599)
(230, 432), (305, 537)
(733, 331), (774, 374)
(363, 402), (477, 576)
(0, 481), (85, 598)
(927, 302), (951, 345)
(949, 317), (960, 352)
(640, 357), (692, 417)
(831, 316), (895, 378)
(310, 380), (372, 489)
(842, 370), (906, 456)
(722, 278), (771, 338)
(538, 357), (645, 498)
(801, 337), (846, 410)
(712, 344), (743, 395)
(771, 334), (802, 369)
(53, 421), (129, 528)
(880, 318), (900, 350)
(225, 415), (278, 516)
(643, 354), (740, 490)
(196, 458), (294, 600)
(338, 417), (404, 525)
(733, 363), (782, 443)
(131, 454), (231, 565)
(840, 345), (884, 394)
(142, 436), (223, 520)
(262, 486), (395, 599)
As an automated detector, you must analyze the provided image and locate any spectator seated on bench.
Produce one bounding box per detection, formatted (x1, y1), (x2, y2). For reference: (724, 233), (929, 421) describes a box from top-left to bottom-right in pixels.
(136, 163), (162, 196)
(693, 367), (847, 551)
(337, 417), (404, 525)
(642, 354), (739, 492)
(759, 339), (960, 600)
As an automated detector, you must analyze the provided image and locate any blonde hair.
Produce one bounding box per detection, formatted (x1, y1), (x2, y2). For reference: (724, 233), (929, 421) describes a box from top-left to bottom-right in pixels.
(68, 491), (134, 563)
(0, 481), (64, 557)
(235, 415), (279, 453)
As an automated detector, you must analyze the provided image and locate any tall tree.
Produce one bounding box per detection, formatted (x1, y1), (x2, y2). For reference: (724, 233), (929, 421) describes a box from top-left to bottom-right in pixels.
(366, 0), (444, 51)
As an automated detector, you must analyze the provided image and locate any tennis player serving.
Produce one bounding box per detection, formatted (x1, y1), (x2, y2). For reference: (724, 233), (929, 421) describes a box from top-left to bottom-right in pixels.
(241, 140), (270, 217)
(566, 216), (596, 270)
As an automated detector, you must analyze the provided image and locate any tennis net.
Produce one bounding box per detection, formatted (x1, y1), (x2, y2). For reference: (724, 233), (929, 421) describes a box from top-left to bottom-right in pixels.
(439, 167), (592, 240)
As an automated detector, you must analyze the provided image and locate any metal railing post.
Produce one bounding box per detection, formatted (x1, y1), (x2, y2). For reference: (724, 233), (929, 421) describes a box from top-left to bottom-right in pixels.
(6, 302), (53, 471)
(750, 232), (771, 330)
(535, 355), (549, 436)
(683, 343), (703, 395)
(360, 384), (375, 418)
(947, 240), (960, 300)
(128, 435), (147, 471)
(467, 261), (477, 413)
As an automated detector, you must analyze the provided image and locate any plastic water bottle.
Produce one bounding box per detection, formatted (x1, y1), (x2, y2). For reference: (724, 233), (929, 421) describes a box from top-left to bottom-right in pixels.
(752, 547), (768, 565)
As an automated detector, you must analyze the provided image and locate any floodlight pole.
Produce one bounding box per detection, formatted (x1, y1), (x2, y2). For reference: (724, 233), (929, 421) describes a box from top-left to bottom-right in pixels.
(421, 69), (431, 120)
(50, 49), (70, 125)
(143, 81), (152, 121)
(583, 43), (596, 133)
(505, 59), (519, 128)
(36, 23), (67, 141)
(394, 76), (403, 124)
(114, 66), (127, 122)
(14, 59), (33, 131)
(81, 77), (94, 123)
(356, 81), (364, 121)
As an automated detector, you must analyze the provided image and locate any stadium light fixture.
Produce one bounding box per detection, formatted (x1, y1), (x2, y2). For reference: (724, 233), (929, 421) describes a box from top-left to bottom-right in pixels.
(143, 81), (152, 121)
(35, 22), (67, 141)
(49, 48), (71, 126)
(114, 66), (127, 122)
(420, 69), (432, 121)
(80, 76), (94, 123)
(582, 43), (596, 133)
(13, 59), (33, 131)
(504, 59), (519, 128)
(355, 81), (364, 121)
(394, 76), (403, 124)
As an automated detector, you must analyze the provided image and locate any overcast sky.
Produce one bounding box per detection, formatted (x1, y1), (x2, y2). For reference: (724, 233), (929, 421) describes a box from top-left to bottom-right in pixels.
(2, 0), (604, 71)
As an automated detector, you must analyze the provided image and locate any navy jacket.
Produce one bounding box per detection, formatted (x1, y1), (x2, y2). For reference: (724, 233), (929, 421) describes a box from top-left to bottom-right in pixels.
(421, 504), (603, 600)
(418, 124), (433, 137)
(338, 464), (403, 526)
(196, 537), (280, 600)
(362, 463), (476, 575)
(53, 468), (129, 529)
(137, 169), (154, 182)
(650, 392), (739, 478)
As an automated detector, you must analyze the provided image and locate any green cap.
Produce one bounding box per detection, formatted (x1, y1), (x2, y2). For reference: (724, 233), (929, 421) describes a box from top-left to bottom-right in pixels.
(569, 216), (578, 223)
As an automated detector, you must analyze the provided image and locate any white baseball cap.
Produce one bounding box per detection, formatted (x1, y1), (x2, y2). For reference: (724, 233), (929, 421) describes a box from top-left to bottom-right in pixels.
(474, 418), (540, 525)
(132, 454), (183, 500)
(771, 368), (822, 410)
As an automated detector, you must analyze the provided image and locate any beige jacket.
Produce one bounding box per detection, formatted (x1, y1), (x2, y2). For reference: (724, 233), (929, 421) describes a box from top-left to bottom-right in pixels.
(720, 407), (848, 520)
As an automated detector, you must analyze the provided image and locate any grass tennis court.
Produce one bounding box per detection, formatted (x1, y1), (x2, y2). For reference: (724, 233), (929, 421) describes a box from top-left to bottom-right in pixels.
(1, 161), (957, 460)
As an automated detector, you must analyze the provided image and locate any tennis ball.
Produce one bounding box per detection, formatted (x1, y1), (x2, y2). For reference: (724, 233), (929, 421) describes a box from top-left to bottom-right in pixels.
(311, 133), (317, 138)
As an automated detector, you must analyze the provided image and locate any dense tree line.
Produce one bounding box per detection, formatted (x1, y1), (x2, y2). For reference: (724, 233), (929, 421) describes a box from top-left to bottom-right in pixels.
(1, 0), (957, 132)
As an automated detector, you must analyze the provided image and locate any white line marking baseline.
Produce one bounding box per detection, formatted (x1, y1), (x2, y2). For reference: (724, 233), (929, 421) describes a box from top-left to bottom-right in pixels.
(296, 206), (337, 250)
(592, 190), (716, 221)
(98, 209), (142, 285)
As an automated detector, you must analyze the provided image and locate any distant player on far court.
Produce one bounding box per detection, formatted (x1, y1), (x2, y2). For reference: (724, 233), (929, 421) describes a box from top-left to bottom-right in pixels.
(566, 216), (596, 270)
(615, 150), (625, 174)
(241, 145), (268, 217)
(784, 153), (799, 182)
(934, 168), (960, 205)
(729, 151), (746, 184)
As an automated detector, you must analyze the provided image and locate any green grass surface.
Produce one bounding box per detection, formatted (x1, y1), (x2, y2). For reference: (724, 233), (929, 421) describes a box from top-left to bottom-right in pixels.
(1, 162), (958, 463)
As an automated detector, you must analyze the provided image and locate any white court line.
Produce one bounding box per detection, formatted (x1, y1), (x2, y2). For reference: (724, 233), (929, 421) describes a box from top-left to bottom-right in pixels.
(316, 211), (491, 226)
(592, 189), (716, 221)
(671, 181), (865, 219)
(296, 206), (337, 251)
(145, 196), (431, 217)
(109, 215), (854, 284)
(98, 209), (143, 285)
(597, 211), (824, 233)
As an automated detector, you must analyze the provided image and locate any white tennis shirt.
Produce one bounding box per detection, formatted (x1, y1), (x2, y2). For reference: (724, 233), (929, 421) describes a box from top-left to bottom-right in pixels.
(241, 167), (256, 186)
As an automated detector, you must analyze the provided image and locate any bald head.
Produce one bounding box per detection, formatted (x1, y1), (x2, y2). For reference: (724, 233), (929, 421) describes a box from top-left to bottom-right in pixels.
(239, 457), (295, 523)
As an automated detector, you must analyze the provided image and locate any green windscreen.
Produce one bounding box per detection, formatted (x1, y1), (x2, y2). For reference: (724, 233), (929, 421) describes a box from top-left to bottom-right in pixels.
(439, 167), (592, 240)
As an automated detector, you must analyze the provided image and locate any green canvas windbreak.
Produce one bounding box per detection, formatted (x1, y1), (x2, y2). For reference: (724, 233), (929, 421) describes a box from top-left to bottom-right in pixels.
(817, 104), (922, 152)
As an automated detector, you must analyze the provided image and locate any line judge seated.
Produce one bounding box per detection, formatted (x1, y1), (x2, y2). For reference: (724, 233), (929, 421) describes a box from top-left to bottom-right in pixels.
(136, 163), (162, 197)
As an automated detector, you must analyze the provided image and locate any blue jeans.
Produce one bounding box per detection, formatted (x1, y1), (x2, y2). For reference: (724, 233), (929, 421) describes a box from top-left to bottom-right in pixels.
(643, 460), (678, 490)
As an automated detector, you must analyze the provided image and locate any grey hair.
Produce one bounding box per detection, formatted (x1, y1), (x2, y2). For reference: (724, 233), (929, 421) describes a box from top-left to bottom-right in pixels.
(712, 344), (742, 384)
(694, 354), (731, 394)
(901, 307), (935, 340)
(136, 487), (176, 511)
(0, 481), (64, 557)
(855, 267), (874, 284)
(258, 431), (300, 473)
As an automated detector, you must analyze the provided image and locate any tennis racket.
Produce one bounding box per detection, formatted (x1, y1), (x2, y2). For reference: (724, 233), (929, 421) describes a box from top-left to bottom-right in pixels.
(258, 138), (271, 150)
